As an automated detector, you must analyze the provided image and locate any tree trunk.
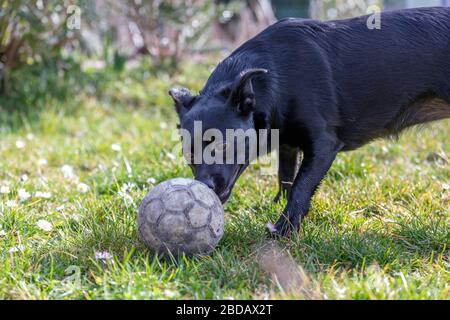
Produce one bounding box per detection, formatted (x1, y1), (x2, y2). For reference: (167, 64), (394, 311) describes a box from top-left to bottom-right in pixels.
(213, 0), (277, 48)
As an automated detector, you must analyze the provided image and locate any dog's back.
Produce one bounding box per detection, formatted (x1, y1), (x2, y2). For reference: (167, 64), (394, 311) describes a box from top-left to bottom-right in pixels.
(207, 7), (450, 149)
(327, 7), (450, 146)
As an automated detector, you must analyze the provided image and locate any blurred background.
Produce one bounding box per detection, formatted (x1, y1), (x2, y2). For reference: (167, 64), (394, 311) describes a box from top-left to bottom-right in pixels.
(1, 0), (449, 114)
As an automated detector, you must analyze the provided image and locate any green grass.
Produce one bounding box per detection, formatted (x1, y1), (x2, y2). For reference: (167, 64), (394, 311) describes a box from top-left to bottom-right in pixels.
(0, 67), (449, 299)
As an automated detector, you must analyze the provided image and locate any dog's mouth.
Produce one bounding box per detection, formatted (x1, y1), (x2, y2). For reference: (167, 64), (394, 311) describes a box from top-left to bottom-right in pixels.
(217, 164), (246, 204)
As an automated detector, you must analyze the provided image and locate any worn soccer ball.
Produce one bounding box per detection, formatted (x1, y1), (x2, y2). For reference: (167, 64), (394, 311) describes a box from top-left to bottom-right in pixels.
(137, 178), (224, 255)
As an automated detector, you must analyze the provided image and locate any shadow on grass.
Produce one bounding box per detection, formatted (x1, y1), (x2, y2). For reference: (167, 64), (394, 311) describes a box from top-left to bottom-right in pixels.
(239, 189), (449, 273)
(292, 223), (448, 272)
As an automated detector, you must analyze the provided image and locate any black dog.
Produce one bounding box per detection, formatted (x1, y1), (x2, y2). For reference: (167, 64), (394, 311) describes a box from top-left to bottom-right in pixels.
(169, 7), (450, 237)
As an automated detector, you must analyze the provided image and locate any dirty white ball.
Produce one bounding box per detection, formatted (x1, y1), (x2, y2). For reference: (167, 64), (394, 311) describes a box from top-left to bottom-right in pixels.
(137, 178), (224, 255)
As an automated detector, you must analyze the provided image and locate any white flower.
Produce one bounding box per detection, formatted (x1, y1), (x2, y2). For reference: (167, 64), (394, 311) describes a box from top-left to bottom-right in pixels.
(26, 133), (34, 141)
(35, 191), (52, 199)
(15, 140), (25, 149)
(111, 144), (121, 152)
(147, 177), (156, 184)
(160, 122), (168, 129)
(120, 182), (135, 193)
(61, 165), (74, 177)
(61, 165), (73, 175)
(163, 289), (177, 298)
(56, 204), (66, 212)
(6, 200), (17, 208)
(20, 174), (29, 182)
(95, 251), (113, 261)
(61, 165), (78, 181)
(0, 230), (6, 237)
(36, 219), (53, 232)
(0, 186), (10, 194)
(443, 183), (450, 190)
(77, 183), (90, 193)
(118, 183), (136, 206)
(9, 245), (25, 253)
(18, 188), (31, 201)
(38, 159), (48, 166)
(167, 152), (176, 160)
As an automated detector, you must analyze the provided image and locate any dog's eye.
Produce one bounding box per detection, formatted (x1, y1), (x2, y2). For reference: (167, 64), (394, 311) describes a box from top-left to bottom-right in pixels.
(214, 142), (228, 152)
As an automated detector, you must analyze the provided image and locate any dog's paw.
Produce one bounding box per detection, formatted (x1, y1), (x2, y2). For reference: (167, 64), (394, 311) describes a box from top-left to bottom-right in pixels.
(266, 222), (284, 239)
(266, 214), (300, 238)
(266, 222), (278, 233)
(266, 221), (295, 238)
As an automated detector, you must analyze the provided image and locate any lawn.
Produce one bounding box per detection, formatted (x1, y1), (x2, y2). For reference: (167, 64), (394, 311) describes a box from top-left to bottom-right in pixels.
(0, 63), (449, 300)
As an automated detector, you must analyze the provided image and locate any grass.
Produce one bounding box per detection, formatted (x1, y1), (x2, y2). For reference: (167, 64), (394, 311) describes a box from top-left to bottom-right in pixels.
(0, 64), (449, 300)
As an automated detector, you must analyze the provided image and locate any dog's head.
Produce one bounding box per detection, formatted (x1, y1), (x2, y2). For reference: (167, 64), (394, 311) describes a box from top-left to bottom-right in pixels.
(169, 68), (268, 203)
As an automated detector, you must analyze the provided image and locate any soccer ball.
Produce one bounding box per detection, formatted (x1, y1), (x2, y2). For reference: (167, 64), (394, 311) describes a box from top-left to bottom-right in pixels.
(137, 178), (224, 255)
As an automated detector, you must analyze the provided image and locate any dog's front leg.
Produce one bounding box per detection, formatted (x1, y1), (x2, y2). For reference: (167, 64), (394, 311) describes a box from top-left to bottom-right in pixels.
(273, 145), (301, 203)
(269, 133), (343, 237)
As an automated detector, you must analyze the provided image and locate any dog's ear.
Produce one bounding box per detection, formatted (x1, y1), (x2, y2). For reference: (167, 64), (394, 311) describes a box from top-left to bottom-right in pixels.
(168, 87), (194, 118)
(225, 68), (267, 116)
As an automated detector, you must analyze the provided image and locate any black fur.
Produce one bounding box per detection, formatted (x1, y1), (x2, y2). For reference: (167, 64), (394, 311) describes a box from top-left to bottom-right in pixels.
(170, 7), (450, 236)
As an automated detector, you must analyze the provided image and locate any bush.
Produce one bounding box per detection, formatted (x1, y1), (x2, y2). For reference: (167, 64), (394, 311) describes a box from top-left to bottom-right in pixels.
(0, 1), (234, 110)
(0, 1), (87, 94)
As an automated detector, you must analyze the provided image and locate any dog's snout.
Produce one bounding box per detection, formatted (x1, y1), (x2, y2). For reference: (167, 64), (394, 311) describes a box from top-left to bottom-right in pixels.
(196, 175), (226, 195)
(202, 178), (216, 191)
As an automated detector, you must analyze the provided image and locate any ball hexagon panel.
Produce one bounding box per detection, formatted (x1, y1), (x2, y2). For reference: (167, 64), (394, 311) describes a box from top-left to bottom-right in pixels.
(138, 222), (163, 252)
(162, 188), (193, 211)
(140, 199), (164, 225)
(157, 212), (191, 244)
(190, 229), (218, 252)
(190, 182), (217, 208)
(187, 203), (211, 228)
